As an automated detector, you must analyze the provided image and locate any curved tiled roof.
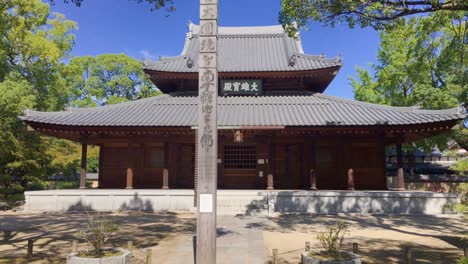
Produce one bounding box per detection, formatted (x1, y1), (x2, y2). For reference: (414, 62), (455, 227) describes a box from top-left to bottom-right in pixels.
(142, 23), (342, 73)
(21, 92), (466, 127)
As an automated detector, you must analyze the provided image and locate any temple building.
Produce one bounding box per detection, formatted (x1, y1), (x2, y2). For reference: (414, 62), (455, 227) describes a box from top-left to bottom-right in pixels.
(21, 23), (465, 192)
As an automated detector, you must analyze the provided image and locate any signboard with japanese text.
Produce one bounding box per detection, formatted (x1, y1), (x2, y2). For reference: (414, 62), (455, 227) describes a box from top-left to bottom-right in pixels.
(220, 79), (262, 95)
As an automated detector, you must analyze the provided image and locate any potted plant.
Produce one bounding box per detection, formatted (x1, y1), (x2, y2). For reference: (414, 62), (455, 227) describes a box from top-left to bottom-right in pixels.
(302, 221), (361, 264)
(67, 214), (132, 264)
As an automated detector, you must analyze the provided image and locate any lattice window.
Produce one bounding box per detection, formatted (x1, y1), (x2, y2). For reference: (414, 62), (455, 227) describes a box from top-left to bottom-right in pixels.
(224, 145), (256, 169)
(147, 147), (164, 167)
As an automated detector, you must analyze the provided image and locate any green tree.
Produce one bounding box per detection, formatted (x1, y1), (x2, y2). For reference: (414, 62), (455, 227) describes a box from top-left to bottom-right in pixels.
(0, 0), (76, 197)
(62, 54), (160, 107)
(351, 11), (467, 149)
(280, 0), (468, 35)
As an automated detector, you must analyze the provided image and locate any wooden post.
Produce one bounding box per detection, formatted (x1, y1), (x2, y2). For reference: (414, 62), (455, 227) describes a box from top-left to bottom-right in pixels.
(309, 169), (317, 190)
(464, 247), (468, 257)
(126, 141), (133, 189)
(347, 168), (355, 190)
(162, 168), (169, 189)
(396, 142), (405, 190)
(305, 241), (310, 252)
(352, 242), (359, 254)
(146, 248), (152, 264)
(27, 239), (33, 258)
(80, 140), (87, 189)
(72, 240), (77, 253)
(267, 174), (274, 190)
(127, 241), (133, 253)
(196, 1), (219, 263)
(272, 248), (278, 264)
(404, 247), (412, 264)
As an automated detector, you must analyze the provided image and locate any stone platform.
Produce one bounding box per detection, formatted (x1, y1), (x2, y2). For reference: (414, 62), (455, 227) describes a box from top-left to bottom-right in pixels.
(24, 189), (460, 215)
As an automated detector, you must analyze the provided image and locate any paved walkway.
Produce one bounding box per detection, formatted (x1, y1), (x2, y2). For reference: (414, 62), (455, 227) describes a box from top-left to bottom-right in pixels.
(151, 215), (267, 264)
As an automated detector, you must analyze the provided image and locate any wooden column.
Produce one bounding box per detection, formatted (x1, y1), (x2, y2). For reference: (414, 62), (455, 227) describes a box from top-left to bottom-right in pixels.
(126, 141), (133, 189)
(197, 1), (219, 263)
(309, 169), (317, 190)
(79, 140), (88, 189)
(347, 168), (355, 190)
(267, 174), (274, 190)
(163, 142), (169, 189)
(396, 142), (405, 190)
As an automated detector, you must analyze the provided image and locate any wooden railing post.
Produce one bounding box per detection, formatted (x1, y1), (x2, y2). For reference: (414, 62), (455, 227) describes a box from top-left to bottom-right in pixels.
(305, 241), (310, 252)
(352, 242), (359, 254)
(127, 241), (133, 254)
(162, 168), (169, 189)
(309, 169), (317, 191)
(72, 240), (77, 253)
(272, 248), (278, 264)
(347, 168), (355, 191)
(27, 239), (33, 258)
(146, 248), (152, 264)
(267, 174), (274, 190)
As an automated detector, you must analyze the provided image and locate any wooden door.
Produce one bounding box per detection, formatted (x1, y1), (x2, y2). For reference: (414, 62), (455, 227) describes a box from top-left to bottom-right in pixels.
(315, 144), (342, 189)
(176, 144), (195, 189)
(275, 144), (302, 189)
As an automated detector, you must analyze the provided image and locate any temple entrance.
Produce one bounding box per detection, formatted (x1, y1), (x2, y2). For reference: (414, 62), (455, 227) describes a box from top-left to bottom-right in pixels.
(221, 145), (257, 189)
(274, 144), (303, 189)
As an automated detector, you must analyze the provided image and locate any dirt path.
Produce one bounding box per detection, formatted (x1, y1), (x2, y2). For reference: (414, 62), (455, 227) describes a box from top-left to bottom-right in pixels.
(0, 211), (195, 264)
(262, 214), (467, 264)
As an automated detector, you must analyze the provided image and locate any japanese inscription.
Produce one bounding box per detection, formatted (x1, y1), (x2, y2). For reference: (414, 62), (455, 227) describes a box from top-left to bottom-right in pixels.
(220, 79), (262, 95)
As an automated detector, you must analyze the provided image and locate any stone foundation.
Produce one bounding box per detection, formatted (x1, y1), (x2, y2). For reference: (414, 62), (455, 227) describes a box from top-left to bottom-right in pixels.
(24, 189), (460, 215)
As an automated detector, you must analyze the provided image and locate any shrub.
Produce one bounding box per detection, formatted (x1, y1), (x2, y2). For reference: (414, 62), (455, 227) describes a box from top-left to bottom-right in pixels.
(450, 159), (468, 175)
(316, 221), (349, 258)
(76, 214), (118, 257)
(457, 257), (468, 264)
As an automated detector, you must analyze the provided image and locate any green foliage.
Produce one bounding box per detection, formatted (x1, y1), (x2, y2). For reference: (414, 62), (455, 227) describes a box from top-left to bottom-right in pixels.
(453, 182), (468, 213)
(45, 138), (99, 176)
(76, 214), (119, 257)
(450, 159), (468, 175)
(0, 0), (76, 192)
(53, 180), (92, 190)
(457, 257), (468, 264)
(62, 54), (160, 107)
(351, 11), (467, 150)
(279, 0), (468, 35)
(316, 221), (349, 258)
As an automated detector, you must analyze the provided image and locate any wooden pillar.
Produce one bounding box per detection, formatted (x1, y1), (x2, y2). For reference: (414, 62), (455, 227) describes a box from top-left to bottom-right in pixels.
(126, 141), (133, 189)
(79, 140), (88, 189)
(196, 0), (219, 263)
(396, 142), (405, 190)
(267, 174), (274, 190)
(347, 168), (355, 191)
(163, 142), (169, 189)
(310, 169), (317, 190)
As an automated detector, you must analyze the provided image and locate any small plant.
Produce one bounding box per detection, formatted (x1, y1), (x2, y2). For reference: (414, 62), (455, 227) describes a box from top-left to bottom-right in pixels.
(76, 214), (118, 257)
(457, 257), (468, 264)
(316, 221), (349, 258)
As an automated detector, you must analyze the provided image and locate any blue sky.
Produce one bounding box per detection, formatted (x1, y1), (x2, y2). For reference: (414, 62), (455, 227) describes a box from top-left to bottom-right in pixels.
(49, 0), (380, 99)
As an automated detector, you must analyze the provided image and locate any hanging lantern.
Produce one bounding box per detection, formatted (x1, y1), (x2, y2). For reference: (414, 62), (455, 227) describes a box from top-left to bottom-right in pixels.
(234, 130), (243, 143)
